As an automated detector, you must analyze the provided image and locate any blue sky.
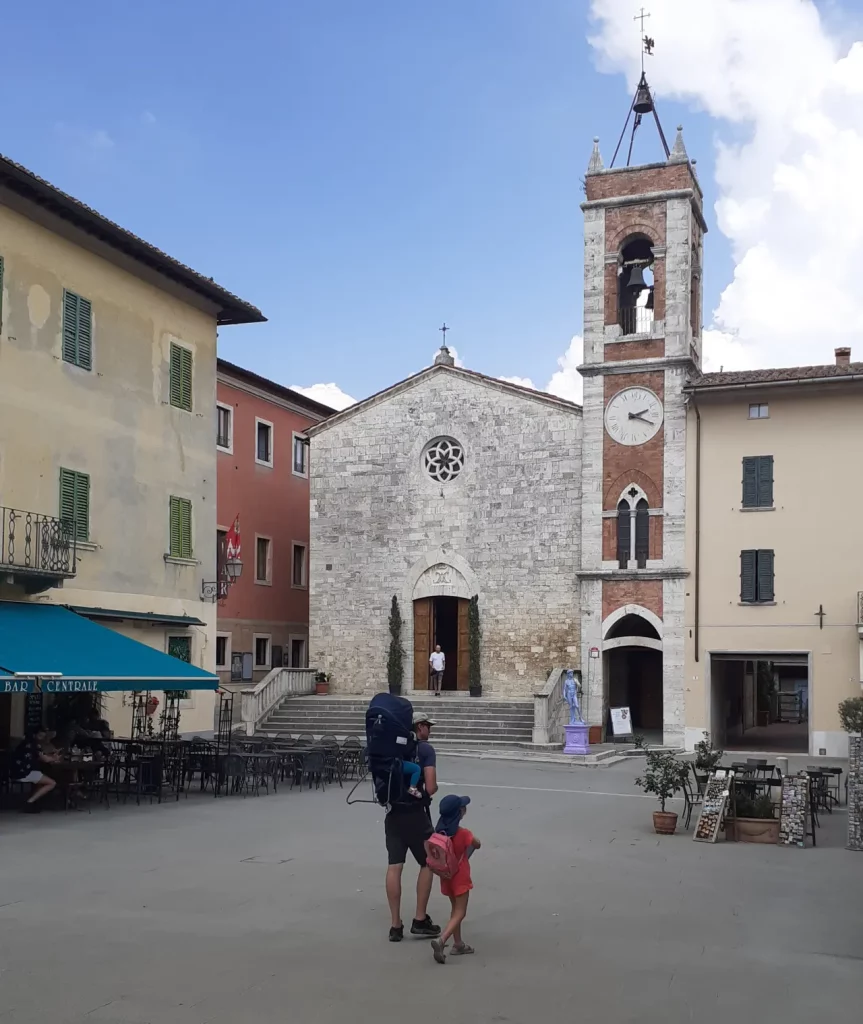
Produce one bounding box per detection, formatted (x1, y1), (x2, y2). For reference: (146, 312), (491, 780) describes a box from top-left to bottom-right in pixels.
(2, 2), (745, 404)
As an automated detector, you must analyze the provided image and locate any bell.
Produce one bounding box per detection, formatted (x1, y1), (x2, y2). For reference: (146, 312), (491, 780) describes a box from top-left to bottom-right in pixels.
(634, 84), (653, 114)
(625, 264), (646, 293)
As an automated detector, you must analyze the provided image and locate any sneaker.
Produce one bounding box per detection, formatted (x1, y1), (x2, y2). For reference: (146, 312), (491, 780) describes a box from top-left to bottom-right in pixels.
(389, 925), (404, 943)
(410, 916), (441, 938)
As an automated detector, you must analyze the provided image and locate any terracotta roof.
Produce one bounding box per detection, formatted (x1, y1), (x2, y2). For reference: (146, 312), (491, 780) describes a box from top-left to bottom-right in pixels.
(217, 359), (336, 418)
(0, 153), (265, 325)
(687, 362), (863, 391)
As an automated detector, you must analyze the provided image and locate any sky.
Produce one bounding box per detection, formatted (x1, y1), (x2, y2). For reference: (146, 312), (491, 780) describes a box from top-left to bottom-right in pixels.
(3, 1), (863, 410)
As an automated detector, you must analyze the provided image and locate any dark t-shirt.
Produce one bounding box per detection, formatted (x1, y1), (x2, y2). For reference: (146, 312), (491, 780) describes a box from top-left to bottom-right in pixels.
(12, 739), (39, 779)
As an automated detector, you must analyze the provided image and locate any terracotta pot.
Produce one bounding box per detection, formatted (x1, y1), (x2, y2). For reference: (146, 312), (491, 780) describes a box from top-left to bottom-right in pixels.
(653, 810), (678, 835)
(725, 817), (780, 844)
(315, 681), (330, 696)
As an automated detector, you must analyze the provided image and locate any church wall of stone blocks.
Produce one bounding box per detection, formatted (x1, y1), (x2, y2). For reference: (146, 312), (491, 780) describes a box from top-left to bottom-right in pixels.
(307, 365), (582, 698)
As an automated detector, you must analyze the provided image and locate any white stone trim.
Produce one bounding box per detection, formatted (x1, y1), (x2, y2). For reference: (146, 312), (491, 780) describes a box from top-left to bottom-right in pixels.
(602, 604), (663, 640)
(603, 635), (662, 653)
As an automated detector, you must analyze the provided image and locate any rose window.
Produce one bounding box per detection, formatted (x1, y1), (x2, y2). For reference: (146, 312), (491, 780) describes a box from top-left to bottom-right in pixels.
(423, 437), (464, 482)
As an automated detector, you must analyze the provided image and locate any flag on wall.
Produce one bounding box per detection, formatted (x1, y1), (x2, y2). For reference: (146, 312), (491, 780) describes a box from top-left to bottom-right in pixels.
(226, 515), (241, 560)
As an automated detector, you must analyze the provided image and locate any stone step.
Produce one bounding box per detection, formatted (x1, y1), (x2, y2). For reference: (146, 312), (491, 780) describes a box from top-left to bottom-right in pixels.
(266, 712), (534, 727)
(262, 722), (532, 740)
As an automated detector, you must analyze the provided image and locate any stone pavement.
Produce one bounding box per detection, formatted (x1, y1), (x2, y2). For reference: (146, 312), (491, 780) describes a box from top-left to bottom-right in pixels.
(0, 759), (860, 1024)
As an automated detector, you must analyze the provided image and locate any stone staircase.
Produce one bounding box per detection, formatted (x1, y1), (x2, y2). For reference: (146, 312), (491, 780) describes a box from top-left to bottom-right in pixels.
(258, 695), (535, 749)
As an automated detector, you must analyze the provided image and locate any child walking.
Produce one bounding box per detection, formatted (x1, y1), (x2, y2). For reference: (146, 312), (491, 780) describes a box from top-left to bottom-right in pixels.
(430, 794), (481, 964)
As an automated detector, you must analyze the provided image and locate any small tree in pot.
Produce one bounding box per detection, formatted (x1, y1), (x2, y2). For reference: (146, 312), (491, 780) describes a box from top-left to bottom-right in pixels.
(468, 595), (482, 697)
(635, 750), (691, 834)
(387, 596), (404, 695)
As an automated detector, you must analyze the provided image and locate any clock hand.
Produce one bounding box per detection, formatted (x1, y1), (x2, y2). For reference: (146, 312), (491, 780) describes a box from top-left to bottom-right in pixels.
(628, 413), (655, 425)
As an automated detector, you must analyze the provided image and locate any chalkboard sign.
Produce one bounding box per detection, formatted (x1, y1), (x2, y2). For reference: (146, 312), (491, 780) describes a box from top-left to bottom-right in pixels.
(694, 772), (731, 843)
(25, 692), (44, 731)
(778, 773), (809, 847)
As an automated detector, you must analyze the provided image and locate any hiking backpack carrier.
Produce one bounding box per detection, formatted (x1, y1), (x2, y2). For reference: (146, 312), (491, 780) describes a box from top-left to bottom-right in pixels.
(365, 692), (417, 808)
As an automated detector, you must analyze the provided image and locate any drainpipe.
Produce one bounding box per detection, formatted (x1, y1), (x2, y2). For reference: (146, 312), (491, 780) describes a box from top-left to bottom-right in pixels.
(693, 399), (701, 663)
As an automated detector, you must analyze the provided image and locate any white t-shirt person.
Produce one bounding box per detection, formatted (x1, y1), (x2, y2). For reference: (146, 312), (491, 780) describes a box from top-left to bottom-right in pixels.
(429, 646), (445, 695)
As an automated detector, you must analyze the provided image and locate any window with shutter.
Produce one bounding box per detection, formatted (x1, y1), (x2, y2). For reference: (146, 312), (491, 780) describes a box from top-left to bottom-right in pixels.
(616, 500), (630, 568)
(59, 468), (90, 541)
(634, 499), (649, 568)
(62, 290), (93, 370)
(169, 343), (193, 411)
(742, 455), (774, 508)
(740, 550), (757, 602)
(169, 496), (193, 558)
(757, 548), (775, 602)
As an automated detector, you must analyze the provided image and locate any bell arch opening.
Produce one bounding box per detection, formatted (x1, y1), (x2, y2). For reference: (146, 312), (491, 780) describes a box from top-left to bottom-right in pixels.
(618, 236), (655, 336)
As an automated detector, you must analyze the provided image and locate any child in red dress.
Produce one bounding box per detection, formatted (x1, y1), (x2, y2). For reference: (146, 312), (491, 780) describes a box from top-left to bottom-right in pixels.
(430, 794), (481, 964)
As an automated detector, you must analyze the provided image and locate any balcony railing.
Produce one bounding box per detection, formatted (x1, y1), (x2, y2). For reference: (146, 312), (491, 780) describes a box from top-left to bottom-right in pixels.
(618, 305), (655, 337)
(0, 507), (77, 584)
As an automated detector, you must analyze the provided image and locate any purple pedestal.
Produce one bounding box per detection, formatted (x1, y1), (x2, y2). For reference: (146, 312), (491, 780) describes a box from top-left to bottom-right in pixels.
(564, 723), (590, 755)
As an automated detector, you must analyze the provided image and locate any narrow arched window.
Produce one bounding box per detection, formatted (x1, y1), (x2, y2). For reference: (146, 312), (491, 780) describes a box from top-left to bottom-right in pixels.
(616, 500), (631, 568)
(635, 499), (649, 568)
(618, 237), (655, 336)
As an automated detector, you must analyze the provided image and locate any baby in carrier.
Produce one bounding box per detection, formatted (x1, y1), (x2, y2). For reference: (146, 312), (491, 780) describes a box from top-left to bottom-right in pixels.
(402, 758), (422, 799)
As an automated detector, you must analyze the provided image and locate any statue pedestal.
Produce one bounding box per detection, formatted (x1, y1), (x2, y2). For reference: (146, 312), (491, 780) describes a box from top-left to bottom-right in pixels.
(564, 723), (590, 755)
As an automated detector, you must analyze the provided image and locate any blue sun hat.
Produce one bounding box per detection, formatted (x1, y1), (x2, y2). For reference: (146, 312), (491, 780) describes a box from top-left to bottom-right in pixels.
(436, 794), (470, 837)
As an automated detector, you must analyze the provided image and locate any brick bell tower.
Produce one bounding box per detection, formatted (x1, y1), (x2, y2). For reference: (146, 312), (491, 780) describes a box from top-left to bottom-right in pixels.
(577, 77), (706, 747)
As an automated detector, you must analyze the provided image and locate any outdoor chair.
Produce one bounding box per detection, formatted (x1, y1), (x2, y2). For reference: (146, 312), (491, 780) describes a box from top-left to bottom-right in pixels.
(340, 736), (363, 780)
(300, 749), (327, 791)
(682, 768), (702, 830)
(295, 733), (315, 747)
(219, 754), (247, 796)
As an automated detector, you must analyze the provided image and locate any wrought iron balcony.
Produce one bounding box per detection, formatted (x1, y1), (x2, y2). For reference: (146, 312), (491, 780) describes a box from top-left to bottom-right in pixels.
(618, 305), (655, 337)
(0, 507), (77, 592)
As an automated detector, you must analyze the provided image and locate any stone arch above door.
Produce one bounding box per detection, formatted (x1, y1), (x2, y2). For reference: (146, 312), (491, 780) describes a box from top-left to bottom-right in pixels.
(601, 603), (663, 641)
(406, 550), (477, 603)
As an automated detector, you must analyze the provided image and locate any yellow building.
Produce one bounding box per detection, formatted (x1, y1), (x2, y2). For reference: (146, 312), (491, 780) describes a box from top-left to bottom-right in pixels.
(684, 349), (862, 757)
(0, 153), (264, 741)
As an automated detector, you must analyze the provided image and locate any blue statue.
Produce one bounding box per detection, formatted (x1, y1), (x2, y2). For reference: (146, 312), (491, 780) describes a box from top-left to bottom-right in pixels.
(563, 669), (583, 725)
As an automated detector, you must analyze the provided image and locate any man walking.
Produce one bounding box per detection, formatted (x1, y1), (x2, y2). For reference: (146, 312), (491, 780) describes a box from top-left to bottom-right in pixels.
(385, 712), (440, 942)
(429, 645), (445, 697)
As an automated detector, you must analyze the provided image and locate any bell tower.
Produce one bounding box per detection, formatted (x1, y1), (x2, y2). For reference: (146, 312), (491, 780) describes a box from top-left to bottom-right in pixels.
(577, 77), (706, 746)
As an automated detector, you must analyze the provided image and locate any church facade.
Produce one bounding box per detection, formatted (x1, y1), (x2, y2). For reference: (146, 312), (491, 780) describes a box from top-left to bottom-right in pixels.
(306, 362), (582, 699)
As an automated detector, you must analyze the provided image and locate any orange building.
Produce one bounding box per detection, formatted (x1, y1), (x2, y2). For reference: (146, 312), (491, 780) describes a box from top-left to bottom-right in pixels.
(215, 360), (333, 690)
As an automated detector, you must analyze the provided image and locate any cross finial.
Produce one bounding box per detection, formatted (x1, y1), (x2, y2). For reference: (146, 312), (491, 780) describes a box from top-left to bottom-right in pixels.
(439, 322), (449, 344)
(635, 8), (653, 70)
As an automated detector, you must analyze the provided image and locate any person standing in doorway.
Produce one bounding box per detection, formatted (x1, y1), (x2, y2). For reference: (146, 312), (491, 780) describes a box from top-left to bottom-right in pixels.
(429, 645), (445, 697)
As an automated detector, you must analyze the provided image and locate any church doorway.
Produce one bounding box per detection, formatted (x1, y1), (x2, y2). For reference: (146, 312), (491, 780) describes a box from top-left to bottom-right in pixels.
(413, 596), (469, 691)
(604, 614), (663, 741)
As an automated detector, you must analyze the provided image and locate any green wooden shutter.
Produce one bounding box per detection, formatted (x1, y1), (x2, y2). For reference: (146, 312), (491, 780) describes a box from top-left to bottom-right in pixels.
(169, 496), (181, 556)
(757, 549), (774, 602)
(59, 469), (77, 532)
(76, 296), (92, 370)
(740, 550), (757, 602)
(757, 456), (773, 508)
(73, 472), (90, 541)
(169, 344), (193, 411)
(742, 457), (758, 508)
(63, 290), (79, 364)
(169, 496), (192, 558)
(180, 498), (192, 557)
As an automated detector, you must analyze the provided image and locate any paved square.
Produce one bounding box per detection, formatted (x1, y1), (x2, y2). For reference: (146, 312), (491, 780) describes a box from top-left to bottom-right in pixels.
(1, 758), (860, 1024)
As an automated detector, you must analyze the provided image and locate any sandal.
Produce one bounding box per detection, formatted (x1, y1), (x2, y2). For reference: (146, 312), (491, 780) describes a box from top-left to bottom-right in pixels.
(431, 939), (447, 964)
(451, 943), (475, 955)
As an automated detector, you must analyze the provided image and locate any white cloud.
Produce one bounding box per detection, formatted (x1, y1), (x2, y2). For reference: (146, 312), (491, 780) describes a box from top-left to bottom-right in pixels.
(589, 0), (863, 369)
(545, 335), (584, 404)
(498, 374), (537, 389)
(290, 382), (356, 411)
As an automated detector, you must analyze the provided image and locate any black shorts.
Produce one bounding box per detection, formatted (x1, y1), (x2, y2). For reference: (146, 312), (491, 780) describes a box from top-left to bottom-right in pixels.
(385, 805), (433, 866)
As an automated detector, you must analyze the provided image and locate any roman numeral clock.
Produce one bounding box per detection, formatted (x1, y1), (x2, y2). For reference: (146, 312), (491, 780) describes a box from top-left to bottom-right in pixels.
(604, 387), (664, 446)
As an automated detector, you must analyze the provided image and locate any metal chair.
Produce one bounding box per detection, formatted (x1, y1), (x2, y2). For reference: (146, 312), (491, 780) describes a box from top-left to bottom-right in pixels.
(682, 767), (702, 829)
(300, 750), (327, 791)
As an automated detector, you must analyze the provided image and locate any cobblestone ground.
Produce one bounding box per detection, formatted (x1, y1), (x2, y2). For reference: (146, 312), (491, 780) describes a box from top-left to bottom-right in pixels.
(0, 758), (860, 1024)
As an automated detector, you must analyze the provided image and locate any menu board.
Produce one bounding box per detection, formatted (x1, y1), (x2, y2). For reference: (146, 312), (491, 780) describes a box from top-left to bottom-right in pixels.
(694, 772), (731, 843)
(778, 773), (809, 847)
(609, 706), (633, 737)
(25, 692), (44, 731)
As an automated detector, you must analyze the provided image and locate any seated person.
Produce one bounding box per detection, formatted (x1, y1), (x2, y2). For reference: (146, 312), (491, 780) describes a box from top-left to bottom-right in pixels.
(12, 727), (59, 812)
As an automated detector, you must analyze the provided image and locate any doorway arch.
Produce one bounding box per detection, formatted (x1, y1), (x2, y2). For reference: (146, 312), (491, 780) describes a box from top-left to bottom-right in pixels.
(603, 609), (664, 738)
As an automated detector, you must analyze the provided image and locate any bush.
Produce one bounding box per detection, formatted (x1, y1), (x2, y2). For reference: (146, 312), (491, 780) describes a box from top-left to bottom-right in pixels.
(733, 793), (775, 820)
(838, 697), (863, 734)
(694, 731), (723, 773)
(387, 596), (404, 695)
(635, 750), (690, 812)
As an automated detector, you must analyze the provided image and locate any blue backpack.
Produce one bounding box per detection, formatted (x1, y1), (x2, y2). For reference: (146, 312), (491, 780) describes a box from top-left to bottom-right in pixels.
(365, 693), (417, 807)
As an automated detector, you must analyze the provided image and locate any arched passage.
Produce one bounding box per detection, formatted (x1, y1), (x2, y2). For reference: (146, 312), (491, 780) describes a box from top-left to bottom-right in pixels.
(603, 612), (663, 739)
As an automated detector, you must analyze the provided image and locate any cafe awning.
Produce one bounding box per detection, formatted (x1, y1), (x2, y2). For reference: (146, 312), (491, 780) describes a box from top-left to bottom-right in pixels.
(0, 602), (218, 693)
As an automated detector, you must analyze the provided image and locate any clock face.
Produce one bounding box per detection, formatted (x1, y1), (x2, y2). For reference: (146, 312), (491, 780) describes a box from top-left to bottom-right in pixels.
(604, 387), (664, 446)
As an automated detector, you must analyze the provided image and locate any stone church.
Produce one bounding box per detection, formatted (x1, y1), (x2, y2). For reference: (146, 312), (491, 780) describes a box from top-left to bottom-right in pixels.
(308, 115), (704, 748)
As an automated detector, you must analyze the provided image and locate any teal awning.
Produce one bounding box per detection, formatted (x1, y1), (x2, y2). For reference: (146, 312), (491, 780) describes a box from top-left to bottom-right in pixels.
(0, 602), (218, 694)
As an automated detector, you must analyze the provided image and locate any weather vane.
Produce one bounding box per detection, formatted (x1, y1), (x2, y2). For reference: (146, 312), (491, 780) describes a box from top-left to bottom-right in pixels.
(635, 8), (654, 71)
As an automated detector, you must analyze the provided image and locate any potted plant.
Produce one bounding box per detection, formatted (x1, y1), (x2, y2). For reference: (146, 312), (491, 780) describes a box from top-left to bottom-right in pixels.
(693, 731), (723, 796)
(725, 792), (779, 844)
(635, 750), (691, 834)
(838, 696), (863, 735)
(314, 671), (331, 696)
